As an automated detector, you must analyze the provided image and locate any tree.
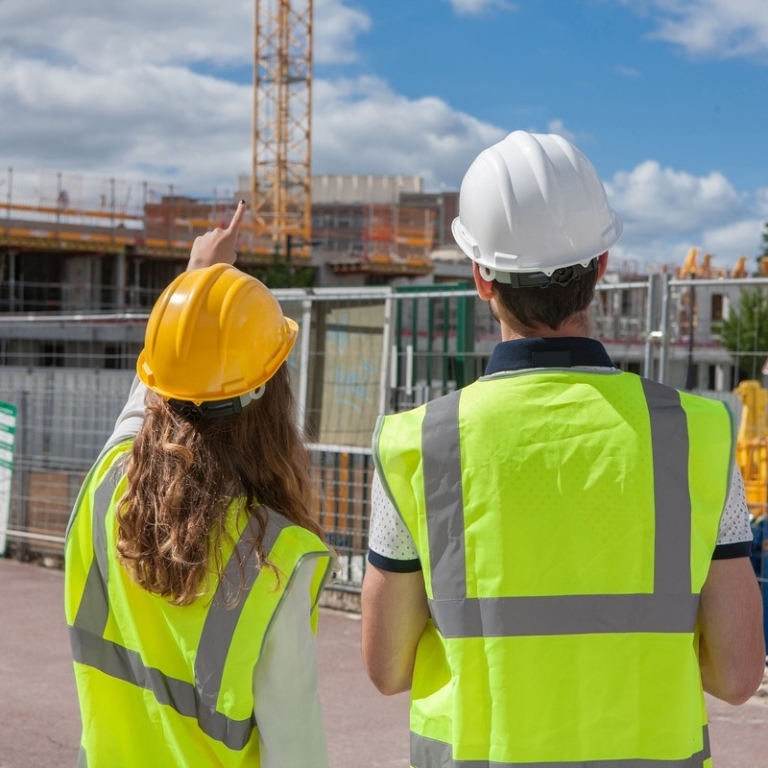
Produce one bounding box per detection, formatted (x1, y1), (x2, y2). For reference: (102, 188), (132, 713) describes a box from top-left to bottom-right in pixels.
(761, 221), (768, 259)
(754, 221), (768, 274)
(720, 288), (768, 380)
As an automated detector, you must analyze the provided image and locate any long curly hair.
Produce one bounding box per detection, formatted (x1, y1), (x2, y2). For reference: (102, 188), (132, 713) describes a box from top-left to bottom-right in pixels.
(116, 366), (324, 606)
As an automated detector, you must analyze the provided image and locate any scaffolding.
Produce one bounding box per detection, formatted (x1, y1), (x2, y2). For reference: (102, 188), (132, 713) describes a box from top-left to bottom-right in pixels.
(252, 0), (313, 259)
(0, 168), (276, 262)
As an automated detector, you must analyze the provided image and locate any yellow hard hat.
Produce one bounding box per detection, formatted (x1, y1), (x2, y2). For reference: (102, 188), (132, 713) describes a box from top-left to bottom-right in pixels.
(137, 264), (298, 405)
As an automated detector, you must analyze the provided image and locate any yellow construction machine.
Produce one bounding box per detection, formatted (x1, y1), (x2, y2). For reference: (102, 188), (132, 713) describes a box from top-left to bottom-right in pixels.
(735, 381), (768, 647)
(734, 380), (768, 520)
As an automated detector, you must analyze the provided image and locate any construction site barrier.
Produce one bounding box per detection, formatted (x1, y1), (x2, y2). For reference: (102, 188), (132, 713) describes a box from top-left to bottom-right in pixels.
(1, 280), (764, 602)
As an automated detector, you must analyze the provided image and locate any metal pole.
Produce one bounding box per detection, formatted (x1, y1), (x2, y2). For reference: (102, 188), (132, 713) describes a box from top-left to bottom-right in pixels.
(684, 278), (697, 390)
(643, 274), (657, 378)
(378, 296), (393, 415)
(659, 273), (671, 385)
(297, 297), (312, 428)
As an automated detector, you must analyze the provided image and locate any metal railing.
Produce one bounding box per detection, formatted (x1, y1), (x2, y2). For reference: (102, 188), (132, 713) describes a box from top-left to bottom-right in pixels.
(2, 278), (767, 599)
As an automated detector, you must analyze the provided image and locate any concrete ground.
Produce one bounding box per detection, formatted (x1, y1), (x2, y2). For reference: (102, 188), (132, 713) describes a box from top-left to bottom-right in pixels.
(0, 558), (765, 768)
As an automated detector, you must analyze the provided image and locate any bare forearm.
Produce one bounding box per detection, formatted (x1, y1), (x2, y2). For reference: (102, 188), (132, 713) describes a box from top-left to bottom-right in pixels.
(698, 558), (765, 705)
(361, 566), (429, 695)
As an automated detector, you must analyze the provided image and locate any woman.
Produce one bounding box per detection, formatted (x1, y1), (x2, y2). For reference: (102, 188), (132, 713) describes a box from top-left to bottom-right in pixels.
(65, 203), (333, 767)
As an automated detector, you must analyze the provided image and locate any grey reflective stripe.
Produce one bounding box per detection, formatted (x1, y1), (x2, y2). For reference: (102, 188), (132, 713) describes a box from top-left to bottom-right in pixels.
(77, 745), (88, 768)
(429, 592), (700, 639)
(69, 628), (254, 750)
(410, 729), (711, 767)
(70, 469), (290, 751)
(641, 378), (692, 595)
(423, 389), (466, 600)
(421, 380), (695, 638)
(195, 511), (292, 714)
(73, 465), (122, 635)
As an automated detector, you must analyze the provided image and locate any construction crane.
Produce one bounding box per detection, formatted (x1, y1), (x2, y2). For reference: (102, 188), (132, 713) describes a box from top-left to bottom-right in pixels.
(252, 0), (313, 260)
(679, 246), (699, 278)
(732, 256), (748, 278)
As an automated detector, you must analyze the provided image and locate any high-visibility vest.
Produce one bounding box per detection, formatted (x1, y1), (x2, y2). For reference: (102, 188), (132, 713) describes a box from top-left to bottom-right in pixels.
(374, 370), (732, 767)
(65, 440), (332, 768)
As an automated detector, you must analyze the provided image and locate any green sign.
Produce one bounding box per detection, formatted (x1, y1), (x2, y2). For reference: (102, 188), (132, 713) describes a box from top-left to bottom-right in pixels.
(0, 401), (17, 556)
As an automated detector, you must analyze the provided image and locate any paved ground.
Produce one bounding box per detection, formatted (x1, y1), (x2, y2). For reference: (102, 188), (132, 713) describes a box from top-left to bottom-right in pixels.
(0, 558), (765, 767)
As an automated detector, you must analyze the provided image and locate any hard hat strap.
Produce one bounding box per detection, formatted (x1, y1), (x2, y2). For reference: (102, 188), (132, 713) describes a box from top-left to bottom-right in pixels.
(168, 386), (266, 422)
(491, 258), (597, 289)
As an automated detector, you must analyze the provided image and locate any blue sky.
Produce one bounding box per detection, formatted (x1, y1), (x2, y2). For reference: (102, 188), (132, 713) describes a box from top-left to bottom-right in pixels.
(0, 0), (766, 270)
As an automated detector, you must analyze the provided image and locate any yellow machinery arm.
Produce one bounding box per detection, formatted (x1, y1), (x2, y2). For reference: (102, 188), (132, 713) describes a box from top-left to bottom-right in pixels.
(734, 380), (768, 520)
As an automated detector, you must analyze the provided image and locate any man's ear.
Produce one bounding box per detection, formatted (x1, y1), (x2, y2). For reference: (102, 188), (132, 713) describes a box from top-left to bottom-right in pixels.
(597, 252), (609, 282)
(472, 262), (495, 300)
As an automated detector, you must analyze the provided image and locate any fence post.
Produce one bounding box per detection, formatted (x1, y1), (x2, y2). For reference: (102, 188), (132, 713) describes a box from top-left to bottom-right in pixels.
(659, 273), (671, 384)
(378, 295), (393, 416)
(643, 274), (658, 379)
(297, 296), (312, 429)
(14, 391), (29, 561)
(455, 292), (475, 388)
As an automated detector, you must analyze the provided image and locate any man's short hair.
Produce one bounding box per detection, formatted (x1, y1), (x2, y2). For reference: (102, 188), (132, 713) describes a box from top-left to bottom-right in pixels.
(492, 268), (599, 331)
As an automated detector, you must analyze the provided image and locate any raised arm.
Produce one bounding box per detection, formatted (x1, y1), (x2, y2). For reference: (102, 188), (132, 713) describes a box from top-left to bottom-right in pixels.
(698, 557), (765, 704)
(186, 200), (246, 271)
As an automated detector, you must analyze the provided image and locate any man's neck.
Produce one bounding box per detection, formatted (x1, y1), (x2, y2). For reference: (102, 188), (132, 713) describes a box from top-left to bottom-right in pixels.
(499, 314), (591, 342)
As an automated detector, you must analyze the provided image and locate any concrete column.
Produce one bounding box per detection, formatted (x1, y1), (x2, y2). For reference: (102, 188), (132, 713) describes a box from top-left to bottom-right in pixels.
(114, 250), (126, 310)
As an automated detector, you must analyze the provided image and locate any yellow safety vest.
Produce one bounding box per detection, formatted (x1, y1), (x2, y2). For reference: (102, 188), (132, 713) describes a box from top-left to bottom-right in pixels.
(374, 370), (732, 767)
(65, 440), (332, 768)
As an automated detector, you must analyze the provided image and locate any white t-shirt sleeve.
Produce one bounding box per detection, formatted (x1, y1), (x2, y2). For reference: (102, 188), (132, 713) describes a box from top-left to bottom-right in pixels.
(103, 375), (148, 451)
(252, 558), (329, 768)
(367, 471), (418, 564)
(716, 465), (753, 546)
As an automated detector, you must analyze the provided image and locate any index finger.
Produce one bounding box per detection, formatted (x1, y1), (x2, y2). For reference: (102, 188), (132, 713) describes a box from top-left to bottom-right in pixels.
(226, 200), (247, 236)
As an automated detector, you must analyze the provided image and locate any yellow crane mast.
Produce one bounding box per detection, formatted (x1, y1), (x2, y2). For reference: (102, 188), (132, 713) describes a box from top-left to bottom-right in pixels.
(252, 0), (313, 260)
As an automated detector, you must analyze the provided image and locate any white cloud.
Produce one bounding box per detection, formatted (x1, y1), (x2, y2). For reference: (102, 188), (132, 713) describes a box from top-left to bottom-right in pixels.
(446, 0), (516, 16)
(605, 159), (764, 267)
(0, 52), (252, 190)
(546, 119), (578, 144)
(0, 51), (506, 194)
(0, 0), (376, 191)
(702, 218), (765, 259)
(314, 77), (506, 189)
(315, 1), (372, 64)
(0, 0), (369, 69)
(756, 188), (768, 217)
(0, 0), (763, 274)
(620, 0), (768, 59)
(606, 160), (746, 236)
(0, 0), (252, 70)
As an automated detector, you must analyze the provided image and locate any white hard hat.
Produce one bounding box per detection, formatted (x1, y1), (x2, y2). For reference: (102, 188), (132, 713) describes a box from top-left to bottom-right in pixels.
(452, 131), (623, 286)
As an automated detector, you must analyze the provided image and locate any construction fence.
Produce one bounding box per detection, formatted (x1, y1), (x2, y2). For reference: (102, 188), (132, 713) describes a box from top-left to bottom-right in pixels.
(1, 278), (767, 599)
(0, 285), (490, 598)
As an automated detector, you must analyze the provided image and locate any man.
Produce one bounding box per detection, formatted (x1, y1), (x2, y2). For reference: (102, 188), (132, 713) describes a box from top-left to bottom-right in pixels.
(361, 131), (765, 767)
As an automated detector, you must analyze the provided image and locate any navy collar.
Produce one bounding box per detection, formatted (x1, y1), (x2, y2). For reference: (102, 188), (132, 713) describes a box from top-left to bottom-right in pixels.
(485, 337), (617, 376)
